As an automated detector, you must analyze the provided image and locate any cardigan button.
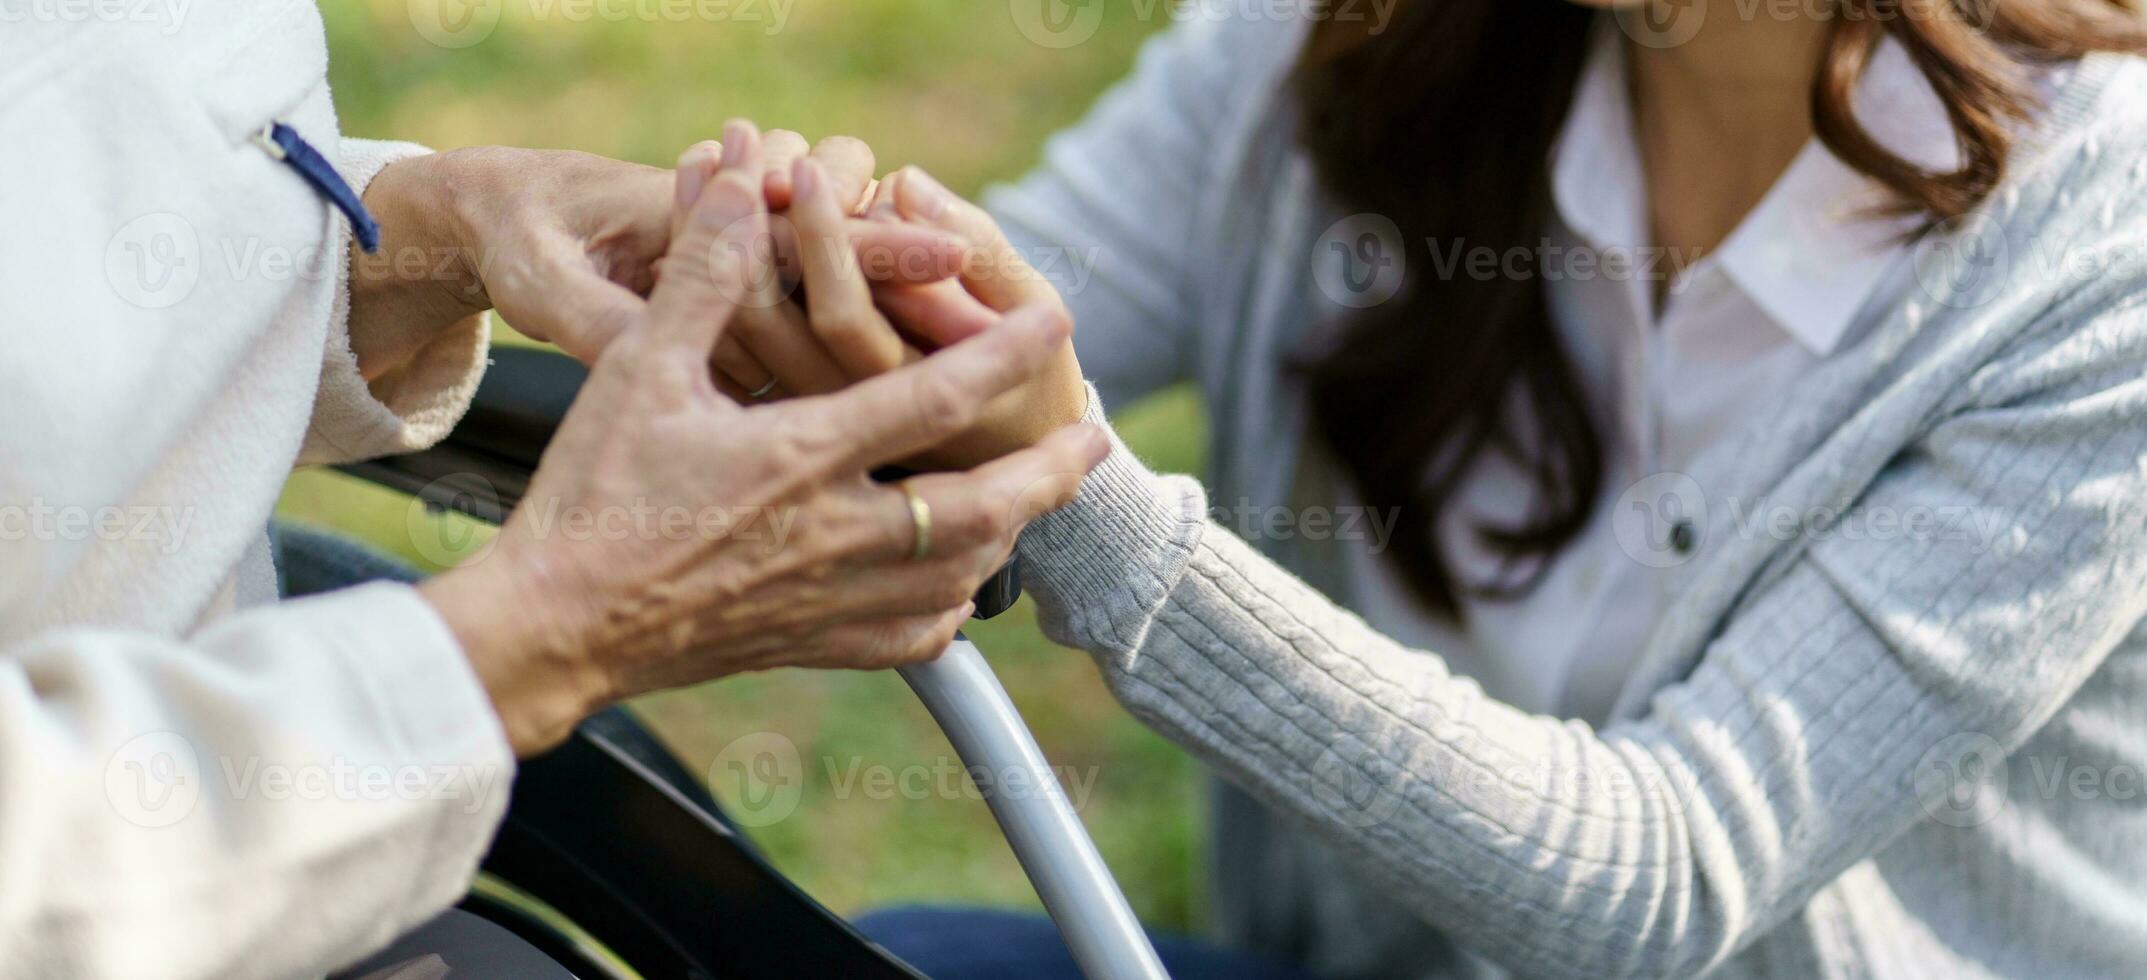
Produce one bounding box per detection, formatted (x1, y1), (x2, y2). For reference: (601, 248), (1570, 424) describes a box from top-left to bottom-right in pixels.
(1669, 520), (1698, 556)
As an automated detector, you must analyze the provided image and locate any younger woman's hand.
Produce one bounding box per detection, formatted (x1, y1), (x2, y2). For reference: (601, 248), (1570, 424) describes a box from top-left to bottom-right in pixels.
(781, 160), (1090, 470)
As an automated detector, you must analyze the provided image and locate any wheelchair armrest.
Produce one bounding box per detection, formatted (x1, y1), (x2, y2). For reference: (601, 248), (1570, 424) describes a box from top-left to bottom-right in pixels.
(335, 346), (584, 522)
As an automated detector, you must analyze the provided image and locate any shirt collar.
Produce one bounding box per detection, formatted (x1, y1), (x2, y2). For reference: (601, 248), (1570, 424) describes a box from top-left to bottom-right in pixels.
(1549, 26), (1959, 356)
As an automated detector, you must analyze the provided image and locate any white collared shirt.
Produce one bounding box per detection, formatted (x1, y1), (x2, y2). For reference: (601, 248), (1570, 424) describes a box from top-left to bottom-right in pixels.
(1336, 29), (1979, 725)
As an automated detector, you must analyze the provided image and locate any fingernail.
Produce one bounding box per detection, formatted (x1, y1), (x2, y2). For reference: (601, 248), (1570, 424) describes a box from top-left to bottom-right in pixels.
(676, 143), (722, 214)
(793, 158), (819, 200)
(722, 121), (751, 168)
(900, 167), (954, 222)
(959, 600), (978, 621)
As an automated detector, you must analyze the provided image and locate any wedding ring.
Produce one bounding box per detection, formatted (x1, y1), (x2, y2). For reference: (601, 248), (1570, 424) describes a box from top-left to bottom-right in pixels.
(747, 377), (779, 400)
(898, 480), (932, 562)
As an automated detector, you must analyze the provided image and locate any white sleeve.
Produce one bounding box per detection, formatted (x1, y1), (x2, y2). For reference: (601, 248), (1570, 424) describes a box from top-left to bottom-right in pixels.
(0, 582), (514, 979)
(300, 138), (491, 467)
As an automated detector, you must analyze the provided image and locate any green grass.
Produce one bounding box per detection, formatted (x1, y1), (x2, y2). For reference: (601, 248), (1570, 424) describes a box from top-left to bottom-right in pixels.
(288, 1), (1212, 930)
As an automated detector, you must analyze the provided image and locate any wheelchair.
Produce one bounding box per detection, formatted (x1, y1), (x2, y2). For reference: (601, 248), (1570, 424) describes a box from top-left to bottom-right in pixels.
(323, 347), (1166, 979)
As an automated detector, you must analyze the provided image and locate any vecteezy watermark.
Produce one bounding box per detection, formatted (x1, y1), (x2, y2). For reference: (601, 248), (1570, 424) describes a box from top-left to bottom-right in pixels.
(0, 499), (196, 556)
(709, 731), (805, 827)
(1311, 216), (1712, 310)
(1314, 213), (1408, 310)
(1915, 732), (2145, 828)
(408, 0), (794, 49)
(1423, 239), (1707, 288)
(1913, 211), (2013, 311)
(515, 497), (801, 550)
(822, 755), (1100, 811)
(1614, 0), (2001, 49)
(1615, 472), (1710, 569)
(1308, 747), (1407, 829)
(0, 0), (191, 33)
(1300, 709), (1705, 831)
(707, 731), (1101, 828)
(105, 732), (200, 829)
(1914, 731), (2010, 828)
(1913, 212), (2147, 311)
(1613, 472), (2009, 568)
(1207, 499), (1402, 554)
(1282, 670), (1714, 834)
(1008, 0), (1106, 49)
(103, 211), (506, 311)
(1009, 0), (1399, 50)
(405, 476), (802, 567)
(105, 732), (506, 828)
(1615, 0), (1708, 50)
(105, 213), (201, 310)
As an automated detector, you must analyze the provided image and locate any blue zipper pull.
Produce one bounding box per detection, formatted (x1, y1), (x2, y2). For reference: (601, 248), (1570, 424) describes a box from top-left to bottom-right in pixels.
(255, 121), (381, 253)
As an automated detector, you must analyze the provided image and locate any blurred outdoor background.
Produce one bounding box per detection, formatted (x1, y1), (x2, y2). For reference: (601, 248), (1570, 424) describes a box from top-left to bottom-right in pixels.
(278, 0), (1214, 930)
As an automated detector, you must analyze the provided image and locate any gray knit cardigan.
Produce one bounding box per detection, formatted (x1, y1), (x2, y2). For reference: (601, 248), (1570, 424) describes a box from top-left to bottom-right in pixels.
(1010, 20), (2147, 980)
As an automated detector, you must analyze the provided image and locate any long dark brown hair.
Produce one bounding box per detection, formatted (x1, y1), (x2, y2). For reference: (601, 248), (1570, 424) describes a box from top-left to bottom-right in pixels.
(1295, 0), (2147, 618)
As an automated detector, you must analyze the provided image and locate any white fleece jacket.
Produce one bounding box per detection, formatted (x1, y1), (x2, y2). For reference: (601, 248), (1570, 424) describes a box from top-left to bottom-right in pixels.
(0, 2), (511, 977)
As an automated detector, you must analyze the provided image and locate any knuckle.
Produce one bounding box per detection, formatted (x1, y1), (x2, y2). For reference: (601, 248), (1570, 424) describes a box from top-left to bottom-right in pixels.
(906, 372), (977, 439)
(677, 139), (723, 169)
(970, 491), (1016, 543)
(812, 304), (876, 341)
(968, 545), (1013, 587)
(711, 166), (763, 203)
(730, 305), (781, 340)
(806, 288), (859, 323)
(751, 412), (824, 479)
(1040, 301), (1074, 336)
(642, 355), (702, 398)
(815, 486), (900, 556)
(592, 302), (643, 351)
(866, 625), (938, 670)
(889, 644), (942, 669)
(926, 577), (976, 612)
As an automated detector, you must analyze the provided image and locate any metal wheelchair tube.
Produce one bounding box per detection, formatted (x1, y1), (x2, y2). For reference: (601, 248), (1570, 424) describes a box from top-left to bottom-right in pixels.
(899, 639), (1170, 980)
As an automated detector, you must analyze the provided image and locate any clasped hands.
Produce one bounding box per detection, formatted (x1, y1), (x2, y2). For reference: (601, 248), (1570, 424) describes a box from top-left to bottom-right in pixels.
(370, 122), (1091, 755)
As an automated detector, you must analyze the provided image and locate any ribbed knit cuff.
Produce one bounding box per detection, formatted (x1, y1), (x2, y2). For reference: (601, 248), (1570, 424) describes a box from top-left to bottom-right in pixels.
(1018, 385), (1209, 657)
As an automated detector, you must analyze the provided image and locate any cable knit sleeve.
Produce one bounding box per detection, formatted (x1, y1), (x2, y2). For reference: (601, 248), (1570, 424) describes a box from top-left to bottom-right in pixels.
(1020, 291), (2147, 979)
(299, 138), (491, 466)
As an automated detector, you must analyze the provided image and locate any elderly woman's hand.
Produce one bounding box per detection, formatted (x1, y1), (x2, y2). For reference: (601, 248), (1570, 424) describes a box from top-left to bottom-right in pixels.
(418, 125), (1106, 757)
(347, 136), (959, 368)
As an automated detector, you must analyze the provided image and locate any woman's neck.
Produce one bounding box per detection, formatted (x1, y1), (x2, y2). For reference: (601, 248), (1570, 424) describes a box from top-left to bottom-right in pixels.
(1627, 10), (1836, 262)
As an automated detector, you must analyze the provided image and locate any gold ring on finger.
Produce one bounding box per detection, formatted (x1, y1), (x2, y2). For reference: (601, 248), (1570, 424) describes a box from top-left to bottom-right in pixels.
(899, 480), (932, 562)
